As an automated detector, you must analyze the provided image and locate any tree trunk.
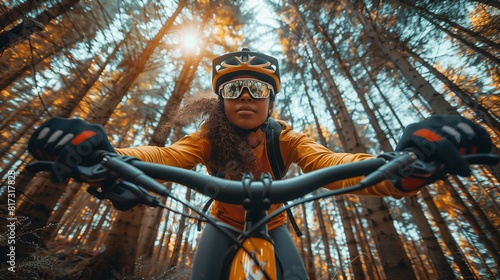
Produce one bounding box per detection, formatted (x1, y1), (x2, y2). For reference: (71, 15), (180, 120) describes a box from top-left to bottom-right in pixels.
(357, 57), (405, 130)
(136, 126), (183, 262)
(0, 33), (78, 92)
(295, 6), (364, 153)
(317, 21), (393, 152)
(300, 19), (365, 280)
(40, 181), (83, 243)
(58, 38), (126, 119)
(149, 55), (201, 146)
(87, 204), (113, 244)
(301, 203), (317, 279)
(420, 188), (476, 278)
(88, 205), (146, 278)
(324, 203), (347, 279)
(402, 42), (500, 134)
(0, 98), (53, 159)
(451, 175), (500, 248)
(88, 1), (186, 125)
(135, 196), (166, 259)
(301, 69), (328, 146)
(350, 198), (384, 279)
(309, 63), (349, 149)
(471, 0), (500, 8)
(336, 197), (365, 279)
(15, 173), (69, 242)
(403, 1), (500, 65)
(443, 179), (500, 267)
(0, 145), (30, 190)
(0, 1), (43, 29)
(167, 189), (191, 273)
(152, 205), (172, 276)
(344, 0), (458, 115)
(404, 196), (455, 279)
(0, 0), (80, 53)
(313, 199), (335, 278)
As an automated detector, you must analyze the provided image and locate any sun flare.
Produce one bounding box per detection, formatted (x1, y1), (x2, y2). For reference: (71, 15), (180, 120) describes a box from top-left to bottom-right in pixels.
(181, 32), (199, 52)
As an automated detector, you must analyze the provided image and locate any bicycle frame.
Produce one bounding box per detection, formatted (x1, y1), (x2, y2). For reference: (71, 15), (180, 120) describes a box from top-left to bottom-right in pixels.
(26, 151), (499, 280)
(230, 236), (277, 279)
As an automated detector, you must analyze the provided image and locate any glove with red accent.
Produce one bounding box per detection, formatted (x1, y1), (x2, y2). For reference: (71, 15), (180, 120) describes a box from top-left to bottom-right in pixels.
(28, 117), (115, 183)
(394, 115), (492, 192)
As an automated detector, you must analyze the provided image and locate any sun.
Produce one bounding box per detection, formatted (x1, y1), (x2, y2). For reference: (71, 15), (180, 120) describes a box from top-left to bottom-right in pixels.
(180, 31), (199, 52)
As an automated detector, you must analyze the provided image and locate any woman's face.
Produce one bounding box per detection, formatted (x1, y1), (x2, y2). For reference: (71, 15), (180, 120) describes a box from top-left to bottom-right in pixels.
(223, 75), (274, 130)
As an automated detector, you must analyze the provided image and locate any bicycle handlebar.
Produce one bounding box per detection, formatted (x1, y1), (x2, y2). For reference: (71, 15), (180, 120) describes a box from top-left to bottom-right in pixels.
(26, 151), (499, 206)
(129, 156), (386, 203)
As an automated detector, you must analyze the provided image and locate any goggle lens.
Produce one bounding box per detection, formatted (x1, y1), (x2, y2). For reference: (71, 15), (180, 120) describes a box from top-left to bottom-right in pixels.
(219, 79), (274, 99)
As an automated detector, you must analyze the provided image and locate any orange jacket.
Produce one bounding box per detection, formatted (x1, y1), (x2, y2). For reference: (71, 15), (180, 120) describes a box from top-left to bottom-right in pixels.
(116, 120), (416, 231)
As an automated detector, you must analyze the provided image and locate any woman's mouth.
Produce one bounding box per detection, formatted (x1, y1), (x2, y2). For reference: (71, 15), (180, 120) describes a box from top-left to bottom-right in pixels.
(236, 105), (256, 113)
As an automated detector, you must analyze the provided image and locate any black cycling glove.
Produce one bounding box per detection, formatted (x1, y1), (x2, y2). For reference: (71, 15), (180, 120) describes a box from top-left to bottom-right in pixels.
(28, 117), (115, 183)
(394, 115), (492, 192)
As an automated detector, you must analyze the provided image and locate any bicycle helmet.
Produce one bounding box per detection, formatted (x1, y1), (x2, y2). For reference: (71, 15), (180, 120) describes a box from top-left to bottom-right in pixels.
(212, 48), (281, 99)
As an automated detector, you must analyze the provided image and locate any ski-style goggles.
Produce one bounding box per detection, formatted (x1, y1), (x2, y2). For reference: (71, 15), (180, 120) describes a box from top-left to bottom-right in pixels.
(219, 78), (274, 99)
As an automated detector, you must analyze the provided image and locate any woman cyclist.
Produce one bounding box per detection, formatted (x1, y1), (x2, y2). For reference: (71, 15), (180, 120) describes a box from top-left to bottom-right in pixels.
(28, 48), (492, 279)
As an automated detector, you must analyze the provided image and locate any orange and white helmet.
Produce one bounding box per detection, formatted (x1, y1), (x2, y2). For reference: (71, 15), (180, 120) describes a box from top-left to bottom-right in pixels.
(212, 48), (281, 99)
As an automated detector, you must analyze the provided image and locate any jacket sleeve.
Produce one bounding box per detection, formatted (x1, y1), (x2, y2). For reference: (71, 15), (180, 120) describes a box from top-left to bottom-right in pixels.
(279, 124), (418, 198)
(114, 130), (210, 170)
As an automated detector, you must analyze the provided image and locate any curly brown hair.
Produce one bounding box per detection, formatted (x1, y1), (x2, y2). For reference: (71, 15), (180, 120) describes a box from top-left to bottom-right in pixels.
(167, 97), (258, 178)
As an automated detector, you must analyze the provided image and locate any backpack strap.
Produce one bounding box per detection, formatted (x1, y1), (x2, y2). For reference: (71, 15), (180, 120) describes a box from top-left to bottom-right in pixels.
(264, 118), (286, 180)
(263, 118), (303, 237)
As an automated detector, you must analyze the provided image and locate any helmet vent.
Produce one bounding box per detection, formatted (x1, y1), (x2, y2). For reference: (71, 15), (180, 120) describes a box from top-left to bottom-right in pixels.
(241, 47), (250, 62)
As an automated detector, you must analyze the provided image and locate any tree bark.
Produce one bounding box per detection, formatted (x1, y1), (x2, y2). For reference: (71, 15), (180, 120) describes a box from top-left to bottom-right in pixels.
(313, 199), (335, 278)
(345, 0), (458, 115)
(149, 55), (200, 146)
(88, 0), (186, 125)
(0, 1), (43, 29)
(336, 197), (365, 279)
(317, 21), (393, 151)
(421, 188), (476, 278)
(404, 196), (456, 279)
(0, 0), (80, 53)
(167, 189), (191, 272)
(301, 203), (317, 279)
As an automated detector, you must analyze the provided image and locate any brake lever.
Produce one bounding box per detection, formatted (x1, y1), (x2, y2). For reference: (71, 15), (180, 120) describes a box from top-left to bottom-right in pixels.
(361, 152), (419, 186)
(464, 154), (499, 165)
(375, 151), (500, 183)
(88, 181), (162, 211)
(25, 160), (110, 183)
(26, 161), (54, 173)
(377, 151), (436, 176)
